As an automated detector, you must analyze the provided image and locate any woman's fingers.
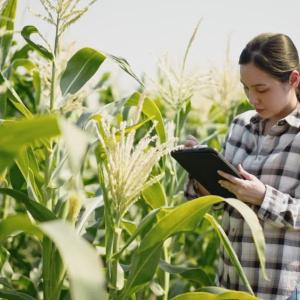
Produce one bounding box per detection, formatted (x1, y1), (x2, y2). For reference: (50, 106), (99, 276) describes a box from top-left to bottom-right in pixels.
(217, 170), (241, 184)
(237, 164), (253, 180)
(184, 135), (199, 148)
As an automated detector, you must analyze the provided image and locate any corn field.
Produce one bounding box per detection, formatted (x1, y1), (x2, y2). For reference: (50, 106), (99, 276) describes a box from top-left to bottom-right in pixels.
(0, 1), (266, 299)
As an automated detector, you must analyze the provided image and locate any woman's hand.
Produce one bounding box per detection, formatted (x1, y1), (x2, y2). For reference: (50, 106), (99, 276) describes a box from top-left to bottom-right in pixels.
(218, 164), (266, 205)
(184, 135), (199, 148)
(184, 135), (210, 196)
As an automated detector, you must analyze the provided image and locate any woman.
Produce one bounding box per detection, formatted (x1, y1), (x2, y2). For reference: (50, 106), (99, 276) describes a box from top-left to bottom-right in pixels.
(185, 33), (300, 300)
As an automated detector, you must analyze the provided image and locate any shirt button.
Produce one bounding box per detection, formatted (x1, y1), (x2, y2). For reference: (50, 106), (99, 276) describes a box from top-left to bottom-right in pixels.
(278, 120), (286, 126)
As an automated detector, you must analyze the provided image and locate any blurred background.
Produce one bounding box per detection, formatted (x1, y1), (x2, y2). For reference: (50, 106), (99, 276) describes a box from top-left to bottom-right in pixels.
(17, 0), (300, 93)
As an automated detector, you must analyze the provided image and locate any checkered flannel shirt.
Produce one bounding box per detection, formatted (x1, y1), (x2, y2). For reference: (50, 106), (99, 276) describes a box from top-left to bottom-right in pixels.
(185, 106), (300, 300)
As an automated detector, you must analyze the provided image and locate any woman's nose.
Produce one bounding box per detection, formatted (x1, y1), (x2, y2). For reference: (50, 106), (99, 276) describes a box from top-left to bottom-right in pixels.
(248, 90), (260, 105)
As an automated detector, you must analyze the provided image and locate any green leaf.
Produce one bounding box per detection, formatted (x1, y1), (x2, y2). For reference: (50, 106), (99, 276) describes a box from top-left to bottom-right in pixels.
(9, 58), (41, 107)
(126, 92), (166, 143)
(21, 25), (53, 60)
(121, 196), (266, 298)
(107, 54), (143, 86)
(16, 147), (45, 203)
(0, 215), (106, 300)
(0, 0), (18, 68)
(0, 188), (56, 221)
(159, 260), (214, 286)
(114, 209), (160, 259)
(120, 196), (219, 298)
(0, 72), (32, 117)
(138, 196), (219, 253)
(204, 214), (253, 294)
(59, 119), (90, 173)
(60, 47), (106, 96)
(0, 290), (36, 300)
(40, 220), (106, 300)
(142, 181), (167, 208)
(0, 115), (60, 174)
(0, 214), (43, 242)
(170, 291), (259, 300)
(221, 198), (268, 280)
(119, 244), (162, 299)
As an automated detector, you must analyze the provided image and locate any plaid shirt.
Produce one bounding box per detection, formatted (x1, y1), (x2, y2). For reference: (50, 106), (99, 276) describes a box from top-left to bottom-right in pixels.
(185, 106), (300, 300)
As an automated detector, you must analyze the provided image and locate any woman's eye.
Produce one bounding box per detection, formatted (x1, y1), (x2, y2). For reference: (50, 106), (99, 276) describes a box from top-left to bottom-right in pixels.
(257, 89), (268, 93)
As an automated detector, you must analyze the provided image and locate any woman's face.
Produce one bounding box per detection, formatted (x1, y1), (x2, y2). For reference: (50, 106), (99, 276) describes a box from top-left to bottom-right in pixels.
(240, 63), (299, 122)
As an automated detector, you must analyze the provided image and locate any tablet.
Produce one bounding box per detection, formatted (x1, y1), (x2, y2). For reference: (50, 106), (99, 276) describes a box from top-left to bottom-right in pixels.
(171, 147), (242, 198)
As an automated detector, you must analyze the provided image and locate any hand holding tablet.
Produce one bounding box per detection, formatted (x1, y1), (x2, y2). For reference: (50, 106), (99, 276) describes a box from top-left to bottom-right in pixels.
(171, 146), (242, 198)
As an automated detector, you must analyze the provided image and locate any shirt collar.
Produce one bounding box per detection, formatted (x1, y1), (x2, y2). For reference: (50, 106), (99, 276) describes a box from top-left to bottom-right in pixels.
(248, 105), (300, 128)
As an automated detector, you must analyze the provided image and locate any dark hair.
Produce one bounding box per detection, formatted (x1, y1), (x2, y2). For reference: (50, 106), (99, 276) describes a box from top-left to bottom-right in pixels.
(239, 33), (300, 100)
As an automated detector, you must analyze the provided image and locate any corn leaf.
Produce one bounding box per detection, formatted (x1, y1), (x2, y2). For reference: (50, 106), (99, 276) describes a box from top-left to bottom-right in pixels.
(142, 181), (167, 208)
(0, 188), (56, 221)
(0, 215), (106, 300)
(0, 115), (60, 174)
(120, 196), (266, 298)
(0, 0), (18, 68)
(126, 92), (166, 143)
(159, 260), (214, 286)
(0, 72), (32, 117)
(60, 47), (106, 96)
(21, 25), (53, 60)
(170, 291), (259, 300)
(204, 213), (253, 294)
(0, 290), (36, 300)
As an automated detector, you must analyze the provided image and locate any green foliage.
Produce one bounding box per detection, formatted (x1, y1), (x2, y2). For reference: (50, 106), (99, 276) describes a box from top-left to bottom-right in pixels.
(0, 0), (18, 68)
(21, 25), (53, 60)
(60, 48), (106, 96)
(0, 1), (263, 300)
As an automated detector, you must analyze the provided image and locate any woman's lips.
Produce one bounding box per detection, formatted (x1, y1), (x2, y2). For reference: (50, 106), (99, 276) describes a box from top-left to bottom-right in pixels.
(255, 108), (264, 113)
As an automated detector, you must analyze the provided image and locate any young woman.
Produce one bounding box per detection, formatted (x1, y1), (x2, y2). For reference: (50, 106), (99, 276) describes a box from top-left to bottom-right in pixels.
(185, 33), (300, 300)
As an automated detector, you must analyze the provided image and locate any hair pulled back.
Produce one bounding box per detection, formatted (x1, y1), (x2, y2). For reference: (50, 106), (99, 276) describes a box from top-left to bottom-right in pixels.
(239, 33), (300, 100)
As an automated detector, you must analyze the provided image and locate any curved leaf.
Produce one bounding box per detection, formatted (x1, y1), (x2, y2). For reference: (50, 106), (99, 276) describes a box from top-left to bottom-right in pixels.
(0, 188), (56, 221)
(0, 0), (18, 68)
(60, 47), (106, 96)
(159, 260), (214, 286)
(121, 196), (266, 298)
(21, 25), (53, 60)
(126, 92), (166, 143)
(40, 220), (106, 300)
(204, 213), (253, 294)
(0, 72), (32, 117)
(138, 196), (220, 253)
(0, 289), (36, 300)
(0, 115), (60, 174)
(223, 198), (267, 280)
(114, 208), (160, 259)
(170, 291), (259, 300)
(0, 215), (106, 300)
(142, 181), (167, 209)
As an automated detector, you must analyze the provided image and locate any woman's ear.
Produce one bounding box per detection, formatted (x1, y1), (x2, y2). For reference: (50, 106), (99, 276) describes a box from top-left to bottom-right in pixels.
(289, 70), (300, 87)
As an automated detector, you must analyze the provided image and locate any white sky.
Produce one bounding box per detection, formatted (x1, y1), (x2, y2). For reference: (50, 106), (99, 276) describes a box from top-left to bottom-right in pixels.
(16, 0), (300, 92)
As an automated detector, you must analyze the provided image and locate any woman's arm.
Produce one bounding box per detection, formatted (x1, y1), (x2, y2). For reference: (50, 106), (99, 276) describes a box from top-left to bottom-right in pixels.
(218, 164), (300, 229)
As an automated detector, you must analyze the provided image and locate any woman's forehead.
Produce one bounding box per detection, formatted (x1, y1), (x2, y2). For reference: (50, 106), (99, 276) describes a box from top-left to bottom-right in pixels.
(240, 63), (278, 85)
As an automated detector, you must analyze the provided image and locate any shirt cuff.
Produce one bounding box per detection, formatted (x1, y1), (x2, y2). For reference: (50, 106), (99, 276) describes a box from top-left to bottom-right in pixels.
(257, 184), (287, 221)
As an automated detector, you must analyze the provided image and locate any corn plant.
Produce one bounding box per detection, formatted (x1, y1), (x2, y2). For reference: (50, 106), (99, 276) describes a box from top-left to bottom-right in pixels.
(0, 1), (268, 300)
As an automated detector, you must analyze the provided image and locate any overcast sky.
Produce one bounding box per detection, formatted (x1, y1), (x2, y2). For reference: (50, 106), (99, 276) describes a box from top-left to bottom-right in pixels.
(16, 1), (300, 91)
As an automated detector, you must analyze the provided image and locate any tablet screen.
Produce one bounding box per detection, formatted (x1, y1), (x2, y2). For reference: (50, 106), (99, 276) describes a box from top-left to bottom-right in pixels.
(171, 147), (241, 198)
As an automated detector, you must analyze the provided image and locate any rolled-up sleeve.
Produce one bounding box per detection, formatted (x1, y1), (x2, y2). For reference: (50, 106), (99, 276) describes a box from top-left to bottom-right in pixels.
(258, 184), (300, 229)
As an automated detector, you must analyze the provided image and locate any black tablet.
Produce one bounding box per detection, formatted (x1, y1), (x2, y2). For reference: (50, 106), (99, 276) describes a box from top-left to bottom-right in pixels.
(171, 147), (242, 198)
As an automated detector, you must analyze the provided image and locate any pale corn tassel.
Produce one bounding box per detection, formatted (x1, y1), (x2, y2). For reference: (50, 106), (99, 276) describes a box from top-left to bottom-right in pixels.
(95, 116), (176, 218)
